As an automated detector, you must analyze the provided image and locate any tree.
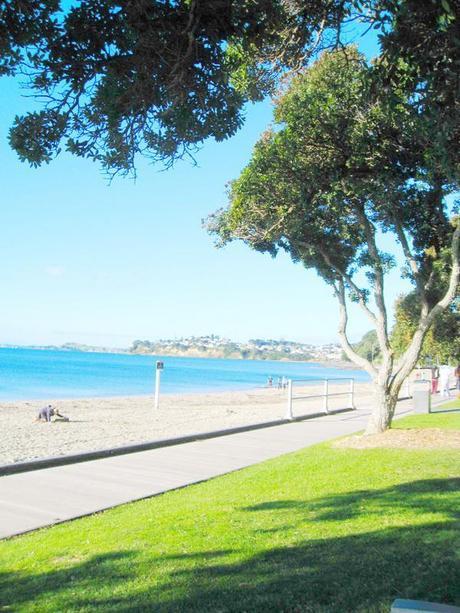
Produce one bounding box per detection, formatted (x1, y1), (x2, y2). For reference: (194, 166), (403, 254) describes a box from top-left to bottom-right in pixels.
(375, 0), (460, 184)
(2, 0), (341, 174)
(3, 1), (459, 177)
(392, 294), (460, 364)
(0, 1), (58, 77)
(391, 244), (460, 364)
(207, 49), (459, 434)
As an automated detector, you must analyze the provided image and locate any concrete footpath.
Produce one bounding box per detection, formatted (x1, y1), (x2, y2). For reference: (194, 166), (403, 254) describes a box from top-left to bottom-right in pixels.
(0, 399), (423, 540)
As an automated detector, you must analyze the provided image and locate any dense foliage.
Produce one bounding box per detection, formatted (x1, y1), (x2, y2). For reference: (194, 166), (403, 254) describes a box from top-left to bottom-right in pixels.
(3, 0), (339, 174)
(2, 1), (459, 175)
(0, 1), (57, 76)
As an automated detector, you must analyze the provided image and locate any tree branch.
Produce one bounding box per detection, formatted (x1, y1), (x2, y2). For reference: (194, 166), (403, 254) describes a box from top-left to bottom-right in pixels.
(356, 207), (391, 361)
(334, 279), (377, 378)
(392, 222), (460, 390)
(393, 214), (429, 314)
(315, 244), (378, 325)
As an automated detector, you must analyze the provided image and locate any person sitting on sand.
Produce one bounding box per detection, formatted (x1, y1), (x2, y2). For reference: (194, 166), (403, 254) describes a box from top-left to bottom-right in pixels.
(36, 405), (67, 423)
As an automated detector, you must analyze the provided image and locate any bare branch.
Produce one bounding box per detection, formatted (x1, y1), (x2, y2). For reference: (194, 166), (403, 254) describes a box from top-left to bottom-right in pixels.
(314, 244), (378, 325)
(355, 207), (392, 363)
(393, 214), (429, 314)
(261, 205), (296, 242)
(334, 279), (377, 378)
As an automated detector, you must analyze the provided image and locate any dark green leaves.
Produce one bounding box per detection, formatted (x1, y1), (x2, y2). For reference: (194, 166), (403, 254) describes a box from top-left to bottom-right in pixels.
(9, 110), (66, 167)
(208, 47), (456, 302)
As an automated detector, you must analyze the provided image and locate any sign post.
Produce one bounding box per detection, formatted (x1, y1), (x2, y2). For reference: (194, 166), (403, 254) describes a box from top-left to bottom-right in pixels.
(154, 361), (164, 409)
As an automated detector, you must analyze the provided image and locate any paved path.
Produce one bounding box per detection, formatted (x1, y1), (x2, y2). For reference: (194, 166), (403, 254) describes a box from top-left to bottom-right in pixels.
(0, 398), (429, 540)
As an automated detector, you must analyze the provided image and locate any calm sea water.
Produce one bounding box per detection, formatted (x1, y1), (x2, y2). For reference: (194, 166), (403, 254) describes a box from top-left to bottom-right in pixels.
(0, 347), (370, 401)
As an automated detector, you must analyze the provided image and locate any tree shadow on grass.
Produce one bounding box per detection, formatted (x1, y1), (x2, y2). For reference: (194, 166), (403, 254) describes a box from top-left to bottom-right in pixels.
(244, 478), (460, 523)
(0, 479), (459, 612)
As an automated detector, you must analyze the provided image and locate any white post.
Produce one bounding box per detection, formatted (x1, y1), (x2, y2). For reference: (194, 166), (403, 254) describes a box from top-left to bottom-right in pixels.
(154, 360), (164, 409)
(323, 379), (329, 414)
(349, 378), (355, 409)
(286, 379), (293, 420)
(154, 369), (161, 409)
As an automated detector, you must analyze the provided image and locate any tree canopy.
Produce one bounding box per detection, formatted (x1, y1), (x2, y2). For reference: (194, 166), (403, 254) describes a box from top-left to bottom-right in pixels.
(207, 48), (459, 433)
(2, 1), (459, 175)
(3, 0), (336, 174)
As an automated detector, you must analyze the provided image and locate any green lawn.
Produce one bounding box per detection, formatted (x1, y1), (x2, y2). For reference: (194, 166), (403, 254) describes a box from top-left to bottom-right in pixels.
(432, 396), (460, 412)
(1, 414), (459, 612)
(394, 408), (460, 429)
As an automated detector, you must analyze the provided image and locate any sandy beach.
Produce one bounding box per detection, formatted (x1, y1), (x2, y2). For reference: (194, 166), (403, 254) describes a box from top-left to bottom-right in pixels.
(0, 382), (375, 466)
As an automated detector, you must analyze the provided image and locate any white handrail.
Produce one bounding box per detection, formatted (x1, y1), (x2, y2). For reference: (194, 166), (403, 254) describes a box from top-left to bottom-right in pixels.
(286, 377), (355, 418)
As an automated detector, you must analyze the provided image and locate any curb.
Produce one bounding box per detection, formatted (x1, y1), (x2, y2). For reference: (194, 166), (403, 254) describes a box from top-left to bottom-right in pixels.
(0, 407), (354, 477)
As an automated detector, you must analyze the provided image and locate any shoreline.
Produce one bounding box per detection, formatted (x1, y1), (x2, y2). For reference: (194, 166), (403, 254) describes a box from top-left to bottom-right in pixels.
(0, 382), (375, 466)
(0, 363), (365, 405)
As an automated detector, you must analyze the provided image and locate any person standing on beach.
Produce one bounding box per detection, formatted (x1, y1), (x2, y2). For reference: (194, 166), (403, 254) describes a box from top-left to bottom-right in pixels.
(267, 376), (273, 388)
(277, 377), (282, 389)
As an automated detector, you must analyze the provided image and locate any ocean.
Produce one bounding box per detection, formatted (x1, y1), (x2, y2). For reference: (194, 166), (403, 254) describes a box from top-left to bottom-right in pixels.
(0, 347), (370, 401)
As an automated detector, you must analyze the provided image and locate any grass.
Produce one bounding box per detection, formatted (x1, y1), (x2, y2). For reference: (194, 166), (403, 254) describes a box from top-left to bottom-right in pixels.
(394, 409), (460, 430)
(432, 396), (460, 412)
(0, 413), (459, 612)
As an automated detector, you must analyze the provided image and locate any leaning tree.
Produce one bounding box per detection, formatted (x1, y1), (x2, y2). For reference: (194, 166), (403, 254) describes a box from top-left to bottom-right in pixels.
(207, 49), (459, 434)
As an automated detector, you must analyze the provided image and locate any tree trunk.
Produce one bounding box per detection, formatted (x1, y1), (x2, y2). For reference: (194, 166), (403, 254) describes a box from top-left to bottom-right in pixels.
(365, 384), (398, 435)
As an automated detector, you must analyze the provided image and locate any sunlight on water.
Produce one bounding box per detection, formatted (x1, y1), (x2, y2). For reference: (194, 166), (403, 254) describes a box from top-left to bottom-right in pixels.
(0, 348), (370, 401)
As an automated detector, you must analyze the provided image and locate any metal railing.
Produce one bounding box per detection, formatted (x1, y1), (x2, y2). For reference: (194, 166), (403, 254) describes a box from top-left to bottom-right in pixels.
(286, 377), (355, 420)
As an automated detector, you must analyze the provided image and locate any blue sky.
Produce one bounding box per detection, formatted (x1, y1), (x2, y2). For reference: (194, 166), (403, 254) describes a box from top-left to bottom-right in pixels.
(0, 32), (412, 348)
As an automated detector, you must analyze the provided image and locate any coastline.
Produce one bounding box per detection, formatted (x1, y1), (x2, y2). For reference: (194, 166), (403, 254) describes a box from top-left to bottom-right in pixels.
(0, 382), (375, 466)
(0, 344), (347, 365)
(0, 346), (367, 403)
(0, 364), (360, 405)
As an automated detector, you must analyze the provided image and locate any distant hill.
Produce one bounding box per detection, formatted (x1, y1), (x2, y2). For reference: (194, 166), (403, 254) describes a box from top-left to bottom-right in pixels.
(130, 335), (343, 362)
(0, 342), (127, 354)
(59, 342), (128, 354)
(0, 336), (344, 363)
